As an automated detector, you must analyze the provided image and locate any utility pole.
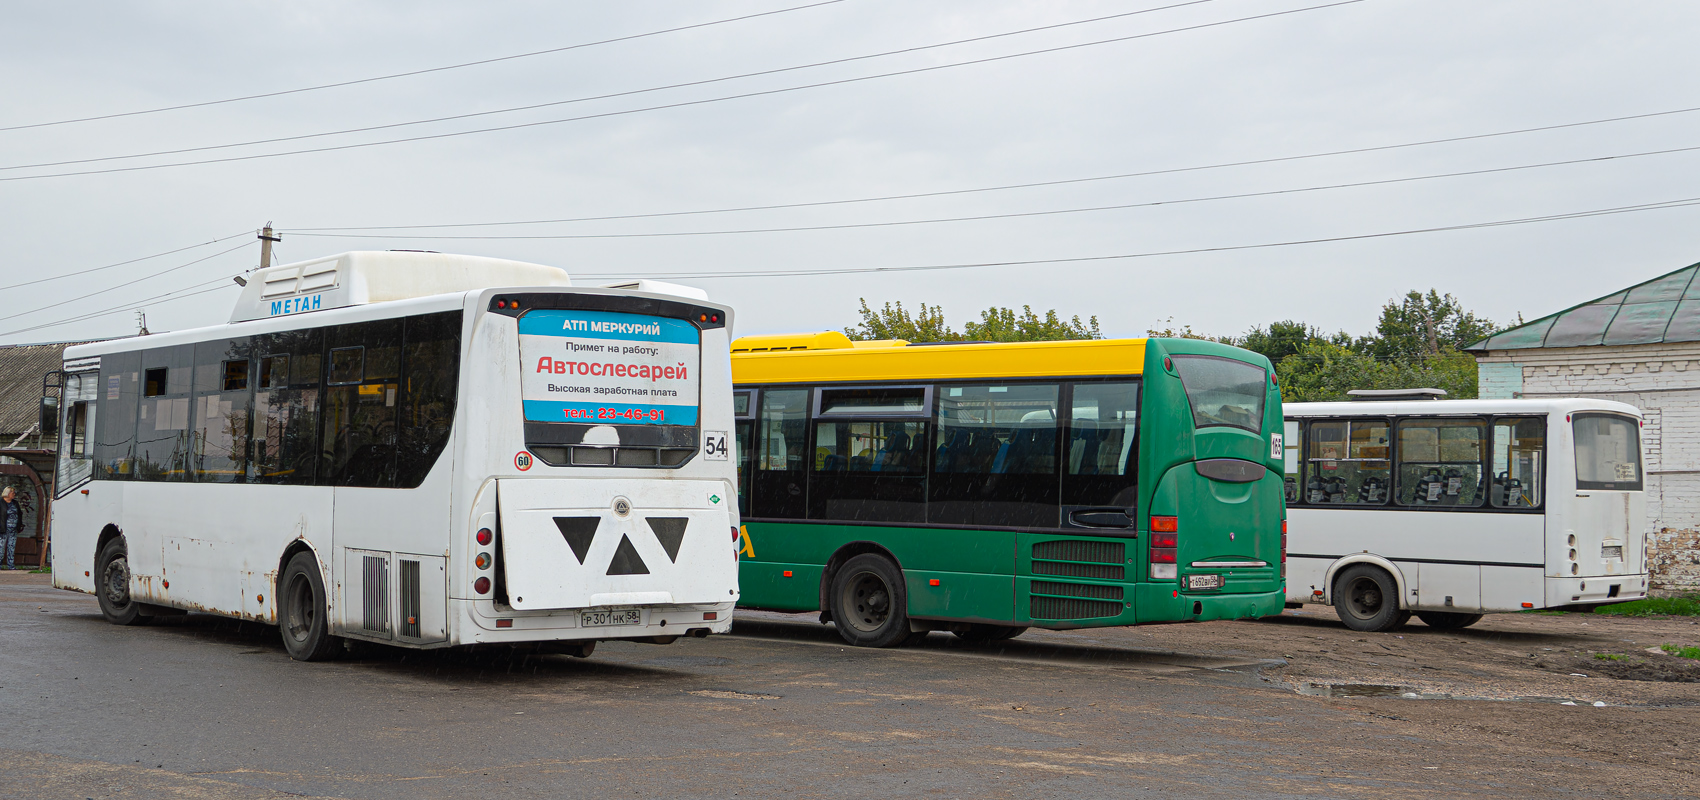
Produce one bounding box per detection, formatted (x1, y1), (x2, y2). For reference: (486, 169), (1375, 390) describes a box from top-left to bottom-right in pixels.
(259, 222), (281, 270)
(135, 310), (149, 336)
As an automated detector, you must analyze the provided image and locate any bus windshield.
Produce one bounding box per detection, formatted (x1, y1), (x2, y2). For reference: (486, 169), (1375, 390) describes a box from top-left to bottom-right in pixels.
(1171, 355), (1266, 432)
(1574, 413), (1642, 490)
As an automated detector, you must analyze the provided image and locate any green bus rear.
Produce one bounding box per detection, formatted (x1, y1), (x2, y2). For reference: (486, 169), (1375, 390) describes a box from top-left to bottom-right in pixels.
(732, 337), (1285, 645)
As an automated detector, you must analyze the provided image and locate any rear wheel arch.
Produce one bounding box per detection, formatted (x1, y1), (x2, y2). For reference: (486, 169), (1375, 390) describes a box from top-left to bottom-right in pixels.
(94, 523), (123, 567)
(1323, 554), (1409, 609)
(818, 542), (903, 617)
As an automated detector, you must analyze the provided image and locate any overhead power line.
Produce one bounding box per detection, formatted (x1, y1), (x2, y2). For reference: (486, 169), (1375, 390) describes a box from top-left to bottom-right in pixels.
(0, 0), (1220, 173)
(569, 195), (1700, 280)
(284, 103), (1700, 233)
(3, 241), (252, 322)
(0, 0), (1361, 182)
(0, 0), (848, 133)
(0, 230), (250, 291)
(280, 143), (1700, 241)
(0, 278), (238, 340)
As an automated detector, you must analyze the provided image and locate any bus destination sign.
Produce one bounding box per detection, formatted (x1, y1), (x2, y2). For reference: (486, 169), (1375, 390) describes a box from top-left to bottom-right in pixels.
(517, 309), (700, 426)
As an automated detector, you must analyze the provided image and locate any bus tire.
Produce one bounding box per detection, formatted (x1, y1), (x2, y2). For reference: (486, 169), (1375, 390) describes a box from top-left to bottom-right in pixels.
(95, 538), (147, 626)
(829, 554), (913, 648)
(1416, 611), (1483, 630)
(1332, 564), (1404, 633)
(953, 624), (1027, 642)
(278, 552), (340, 662)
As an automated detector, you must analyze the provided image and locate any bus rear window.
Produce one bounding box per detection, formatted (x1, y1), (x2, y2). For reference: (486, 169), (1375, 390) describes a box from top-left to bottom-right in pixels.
(1170, 355), (1266, 432)
(1574, 413), (1642, 491)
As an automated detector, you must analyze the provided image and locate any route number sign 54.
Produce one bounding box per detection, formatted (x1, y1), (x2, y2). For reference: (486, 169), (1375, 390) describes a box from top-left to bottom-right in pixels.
(703, 430), (729, 460)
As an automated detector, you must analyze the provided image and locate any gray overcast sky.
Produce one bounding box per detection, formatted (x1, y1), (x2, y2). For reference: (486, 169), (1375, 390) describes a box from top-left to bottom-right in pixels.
(2, 0), (1697, 345)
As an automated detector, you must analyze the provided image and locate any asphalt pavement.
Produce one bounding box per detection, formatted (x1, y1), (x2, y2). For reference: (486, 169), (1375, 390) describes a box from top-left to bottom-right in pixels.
(1, 571), (1693, 799)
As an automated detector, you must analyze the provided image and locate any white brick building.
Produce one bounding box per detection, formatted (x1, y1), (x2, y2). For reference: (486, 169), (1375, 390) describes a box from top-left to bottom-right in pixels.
(1470, 262), (1700, 595)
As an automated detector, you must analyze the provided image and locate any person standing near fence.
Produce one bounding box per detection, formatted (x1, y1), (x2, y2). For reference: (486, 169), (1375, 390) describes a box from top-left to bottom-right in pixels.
(1, 486), (21, 569)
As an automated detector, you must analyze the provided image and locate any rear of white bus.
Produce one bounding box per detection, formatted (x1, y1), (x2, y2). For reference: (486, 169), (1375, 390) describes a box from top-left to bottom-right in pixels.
(451, 287), (740, 649)
(1547, 409), (1650, 609)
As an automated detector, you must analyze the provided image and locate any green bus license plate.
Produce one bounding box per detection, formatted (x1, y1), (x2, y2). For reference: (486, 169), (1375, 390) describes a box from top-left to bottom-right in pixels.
(1187, 574), (1222, 590)
(582, 609), (643, 627)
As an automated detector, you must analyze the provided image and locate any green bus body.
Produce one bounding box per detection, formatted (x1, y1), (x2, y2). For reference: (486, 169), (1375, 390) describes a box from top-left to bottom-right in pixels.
(733, 338), (1285, 629)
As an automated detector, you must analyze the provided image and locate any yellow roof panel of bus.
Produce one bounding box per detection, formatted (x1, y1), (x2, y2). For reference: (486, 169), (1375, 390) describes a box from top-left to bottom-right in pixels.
(730, 336), (1147, 384)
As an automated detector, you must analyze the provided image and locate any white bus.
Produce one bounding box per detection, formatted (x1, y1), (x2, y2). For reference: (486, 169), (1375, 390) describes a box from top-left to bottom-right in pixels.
(49, 251), (740, 660)
(1281, 394), (1649, 632)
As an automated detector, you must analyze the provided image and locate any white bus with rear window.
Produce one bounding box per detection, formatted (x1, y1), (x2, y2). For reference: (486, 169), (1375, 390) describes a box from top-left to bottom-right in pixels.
(49, 251), (740, 660)
(1281, 395), (1648, 632)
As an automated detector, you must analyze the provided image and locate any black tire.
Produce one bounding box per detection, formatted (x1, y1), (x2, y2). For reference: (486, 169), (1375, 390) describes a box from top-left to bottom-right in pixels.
(1416, 611), (1483, 630)
(829, 554), (914, 648)
(1332, 564), (1406, 633)
(95, 538), (147, 626)
(952, 624), (1028, 642)
(278, 552), (340, 661)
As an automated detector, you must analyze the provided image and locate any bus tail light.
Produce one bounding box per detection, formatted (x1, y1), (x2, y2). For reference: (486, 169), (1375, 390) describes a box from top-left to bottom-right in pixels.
(477, 527), (493, 546)
(474, 577), (491, 594)
(1281, 519), (1288, 579)
(1150, 517), (1178, 580)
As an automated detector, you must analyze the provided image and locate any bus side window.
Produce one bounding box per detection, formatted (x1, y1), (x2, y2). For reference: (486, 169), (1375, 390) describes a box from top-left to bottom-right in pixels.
(252, 329), (323, 486)
(1491, 417), (1544, 508)
(135, 345), (196, 482)
(752, 388), (810, 519)
(732, 390), (755, 516)
(1395, 418), (1486, 507)
(320, 319), (403, 488)
(191, 339), (253, 484)
(931, 383), (1059, 528)
(397, 311), (463, 488)
(1283, 419), (1300, 504)
(92, 351), (140, 482)
(1062, 381), (1139, 512)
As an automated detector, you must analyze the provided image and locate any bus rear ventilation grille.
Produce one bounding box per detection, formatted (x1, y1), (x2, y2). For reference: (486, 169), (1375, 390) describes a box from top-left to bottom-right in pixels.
(1032, 561), (1124, 580)
(530, 446), (694, 468)
(1032, 540), (1125, 564)
(1030, 596), (1122, 620)
(1031, 581), (1123, 601)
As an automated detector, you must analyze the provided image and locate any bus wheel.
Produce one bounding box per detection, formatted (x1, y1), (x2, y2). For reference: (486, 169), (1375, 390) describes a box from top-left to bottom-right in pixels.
(278, 552), (340, 661)
(829, 554), (913, 648)
(953, 624), (1027, 642)
(96, 539), (147, 626)
(1332, 565), (1405, 633)
(1416, 611), (1483, 630)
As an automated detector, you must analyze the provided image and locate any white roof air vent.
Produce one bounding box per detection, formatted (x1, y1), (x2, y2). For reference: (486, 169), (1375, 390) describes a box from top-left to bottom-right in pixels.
(230, 251), (572, 323)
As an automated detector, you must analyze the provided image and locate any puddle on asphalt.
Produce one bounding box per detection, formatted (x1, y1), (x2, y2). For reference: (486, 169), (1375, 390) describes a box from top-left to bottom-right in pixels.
(1294, 682), (1603, 705)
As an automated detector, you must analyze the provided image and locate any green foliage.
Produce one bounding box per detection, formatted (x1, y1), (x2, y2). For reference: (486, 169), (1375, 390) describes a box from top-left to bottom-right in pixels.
(845, 299), (1101, 343)
(1364, 290), (1498, 361)
(1146, 317), (1235, 343)
(967, 306), (1102, 342)
(1275, 342), (1482, 402)
(1661, 643), (1700, 659)
(1595, 594), (1700, 617)
(1594, 652), (1628, 661)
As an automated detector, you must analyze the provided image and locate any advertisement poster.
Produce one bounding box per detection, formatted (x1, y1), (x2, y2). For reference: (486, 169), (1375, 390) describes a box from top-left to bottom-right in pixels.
(517, 309), (700, 426)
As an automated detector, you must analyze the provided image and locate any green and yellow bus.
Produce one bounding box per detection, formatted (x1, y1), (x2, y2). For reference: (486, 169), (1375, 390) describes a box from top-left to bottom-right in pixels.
(728, 332), (1286, 647)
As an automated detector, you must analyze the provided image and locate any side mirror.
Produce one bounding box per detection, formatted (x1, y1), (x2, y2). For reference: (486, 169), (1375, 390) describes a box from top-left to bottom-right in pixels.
(39, 396), (59, 436)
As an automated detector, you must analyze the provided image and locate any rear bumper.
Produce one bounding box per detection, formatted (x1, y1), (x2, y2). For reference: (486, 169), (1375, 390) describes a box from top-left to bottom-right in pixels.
(1545, 574), (1648, 608)
(457, 599), (735, 645)
(1134, 585), (1287, 623)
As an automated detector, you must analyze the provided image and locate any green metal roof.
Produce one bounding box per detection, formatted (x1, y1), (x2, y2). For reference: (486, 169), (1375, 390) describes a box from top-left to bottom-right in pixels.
(1467, 261), (1700, 351)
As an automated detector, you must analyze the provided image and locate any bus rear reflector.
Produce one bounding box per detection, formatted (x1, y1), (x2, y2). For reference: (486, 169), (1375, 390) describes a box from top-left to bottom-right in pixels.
(496, 619), (513, 628)
(1522, 602), (1534, 608)
(704, 611), (718, 621)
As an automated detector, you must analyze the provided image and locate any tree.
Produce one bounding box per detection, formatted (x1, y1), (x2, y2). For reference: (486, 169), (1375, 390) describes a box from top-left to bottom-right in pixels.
(1237, 320), (1352, 364)
(844, 299), (1101, 343)
(1362, 290), (1498, 362)
(1146, 316), (1235, 343)
(843, 300), (959, 342)
(966, 306), (1101, 342)
(1275, 341), (1482, 402)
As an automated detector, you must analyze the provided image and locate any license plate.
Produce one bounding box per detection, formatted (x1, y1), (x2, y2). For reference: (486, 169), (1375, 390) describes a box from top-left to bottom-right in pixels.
(1188, 574), (1223, 590)
(1601, 545), (1624, 560)
(581, 609), (643, 628)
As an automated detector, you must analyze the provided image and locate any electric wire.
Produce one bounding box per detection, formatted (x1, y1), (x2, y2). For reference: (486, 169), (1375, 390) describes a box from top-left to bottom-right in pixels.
(0, 230), (250, 292)
(0, 1), (1362, 182)
(280, 143), (1700, 241)
(0, 278), (237, 339)
(286, 103), (1700, 233)
(567, 195), (1700, 280)
(0, 0), (849, 133)
(4, 241), (252, 322)
(0, 0), (1220, 172)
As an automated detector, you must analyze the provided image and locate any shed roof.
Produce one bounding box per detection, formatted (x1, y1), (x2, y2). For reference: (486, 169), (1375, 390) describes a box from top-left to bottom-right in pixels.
(1467, 261), (1700, 351)
(0, 341), (98, 438)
